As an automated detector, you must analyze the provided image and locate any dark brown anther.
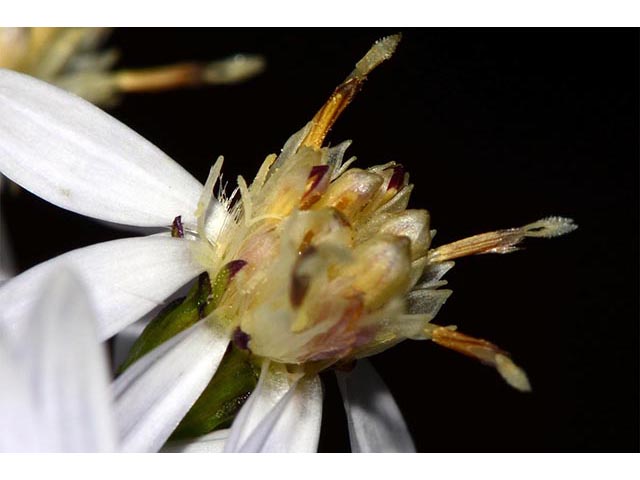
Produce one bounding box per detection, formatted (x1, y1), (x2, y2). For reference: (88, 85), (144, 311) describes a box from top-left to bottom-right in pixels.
(300, 165), (331, 210)
(171, 215), (184, 238)
(232, 327), (251, 351)
(386, 164), (406, 192)
(290, 273), (311, 309)
(225, 259), (248, 280)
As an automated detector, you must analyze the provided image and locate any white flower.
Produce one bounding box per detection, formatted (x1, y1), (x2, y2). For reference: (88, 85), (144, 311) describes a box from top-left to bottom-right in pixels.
(0, 35), (575, 453)
(0, 36), (420, 453)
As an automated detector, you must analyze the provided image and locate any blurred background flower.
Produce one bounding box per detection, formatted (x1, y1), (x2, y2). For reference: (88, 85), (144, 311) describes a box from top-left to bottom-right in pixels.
(0, 27), (265, 108)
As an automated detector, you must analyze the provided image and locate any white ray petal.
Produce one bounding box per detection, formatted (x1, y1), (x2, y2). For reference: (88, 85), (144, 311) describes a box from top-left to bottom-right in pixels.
(113, 318), (230, 453)
(0, 235), (204, 342)
(0, 336), (39, 451)
(238, 375), (322, 453)
(0, 68), (205, 229)
(225, 363), (323, 453)
(24, 269), (117, 452)
(161, 429), (229, 453)
(337, 359), (415, 453)
(223, 362), (284, 451)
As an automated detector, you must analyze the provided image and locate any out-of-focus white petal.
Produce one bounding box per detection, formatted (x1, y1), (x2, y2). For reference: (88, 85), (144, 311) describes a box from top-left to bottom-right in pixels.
(0, 336), (39, 451)
(224, 363), (323, 453)
(336, 359), (415, 453)
(24, 269), (117, 452)
(0, 235), (203, 341)
(0, 268), (117, 452)
(161, 429), (229, 453)
(0, 68), (204, 229)
(113, 318), (230, 453)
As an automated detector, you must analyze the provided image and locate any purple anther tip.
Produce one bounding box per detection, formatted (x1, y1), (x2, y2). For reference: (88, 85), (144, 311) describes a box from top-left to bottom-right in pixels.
(386, 164), (405, 192)
(172, 215), (184, 238)
(226, 259), (248, 280)
(232, 327), (251, 351)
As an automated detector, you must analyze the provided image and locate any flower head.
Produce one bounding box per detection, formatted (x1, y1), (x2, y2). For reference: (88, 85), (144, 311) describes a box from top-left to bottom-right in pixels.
(185, 34), (576, 385)
(0, 34), (576, 452)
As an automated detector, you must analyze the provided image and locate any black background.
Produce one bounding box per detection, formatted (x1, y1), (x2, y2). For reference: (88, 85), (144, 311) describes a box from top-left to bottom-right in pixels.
(1, 29), (638, 452)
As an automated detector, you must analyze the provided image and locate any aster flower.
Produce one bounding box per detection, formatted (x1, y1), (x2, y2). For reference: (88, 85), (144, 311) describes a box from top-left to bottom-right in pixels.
(0, 35), (576, 452)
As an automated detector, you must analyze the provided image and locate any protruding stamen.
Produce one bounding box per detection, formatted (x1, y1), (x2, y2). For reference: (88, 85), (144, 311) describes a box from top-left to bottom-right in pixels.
(521, 216), (578, 238)
(302, 34), (402, 149)
(171, 215), (184, 238)
(114, 54), (265, 93)
(427, 217), (577, 263)
(430, 327), (531, 392)
(201, 54), (266, 85)
(115, 63), (207, 93)
(351, 34), (402, 80)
